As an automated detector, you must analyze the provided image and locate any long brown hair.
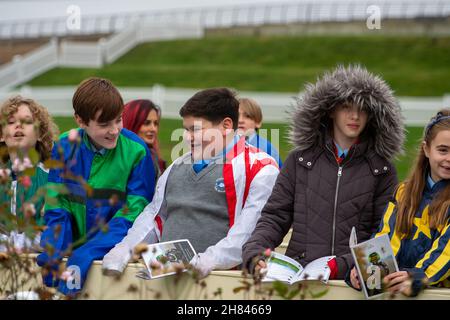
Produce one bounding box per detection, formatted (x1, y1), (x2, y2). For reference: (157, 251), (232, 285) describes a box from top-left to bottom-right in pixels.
(396, 109), (450, 237)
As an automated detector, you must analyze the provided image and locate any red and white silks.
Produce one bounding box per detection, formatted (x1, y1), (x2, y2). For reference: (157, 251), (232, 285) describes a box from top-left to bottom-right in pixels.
(102, 136), (279, 276)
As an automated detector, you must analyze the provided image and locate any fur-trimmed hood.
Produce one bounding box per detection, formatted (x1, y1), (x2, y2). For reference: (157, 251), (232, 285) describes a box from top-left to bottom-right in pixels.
(289, 65), (405, 160)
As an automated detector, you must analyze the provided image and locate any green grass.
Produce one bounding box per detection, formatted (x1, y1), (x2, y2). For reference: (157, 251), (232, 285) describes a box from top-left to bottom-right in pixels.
(53, 116), (422, 181)
(29, 35), (450, 96)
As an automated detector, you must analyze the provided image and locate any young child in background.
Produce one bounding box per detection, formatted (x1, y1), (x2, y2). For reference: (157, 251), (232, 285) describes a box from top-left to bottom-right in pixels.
(37, 78), (156, 296)
(238, 98), (282, 167)
(0, 95), (57, 252)
(349, 109), (450, 297)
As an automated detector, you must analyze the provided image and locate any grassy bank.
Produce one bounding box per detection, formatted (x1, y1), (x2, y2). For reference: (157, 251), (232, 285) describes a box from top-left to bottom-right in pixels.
(29, 35), (450, 96)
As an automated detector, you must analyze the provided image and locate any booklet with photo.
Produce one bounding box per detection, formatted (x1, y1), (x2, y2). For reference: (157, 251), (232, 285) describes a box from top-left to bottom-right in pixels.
(136, 239), (197, 280)
(349, 227), (400, 299)
(261, 251), (335, 284)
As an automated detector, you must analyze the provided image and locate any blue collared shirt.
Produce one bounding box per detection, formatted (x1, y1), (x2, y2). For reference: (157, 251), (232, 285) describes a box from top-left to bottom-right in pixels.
(247, 132), (257, 143)
(334, 141), (349, 159)
(84, 132), (107, 156)
(91, 144), (107, 156)
(193, 135), (240, 173)
(427, 174), (436, 189)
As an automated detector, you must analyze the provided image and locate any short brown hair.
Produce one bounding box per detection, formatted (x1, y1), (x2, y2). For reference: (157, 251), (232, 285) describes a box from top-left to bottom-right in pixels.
(0, 95), (58, 162)
(179, 88), (239, 130)
(238, 98), (263, 125)
(73, 77), (124, 124)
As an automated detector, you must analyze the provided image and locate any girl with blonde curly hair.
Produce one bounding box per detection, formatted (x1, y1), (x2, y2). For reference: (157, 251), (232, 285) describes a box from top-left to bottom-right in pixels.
(0, 95), (58, 252)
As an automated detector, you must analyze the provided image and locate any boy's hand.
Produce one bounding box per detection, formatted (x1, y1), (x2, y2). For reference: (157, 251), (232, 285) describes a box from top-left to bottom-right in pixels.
(383, 271), (412, 296)
(189, 253), (214, 280)
(102, 243), (132, 274)
(350, 267), (361, 289)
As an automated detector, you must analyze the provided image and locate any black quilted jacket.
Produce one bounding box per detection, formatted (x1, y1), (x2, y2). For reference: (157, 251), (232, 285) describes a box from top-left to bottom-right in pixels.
(242, 134), (398, 279)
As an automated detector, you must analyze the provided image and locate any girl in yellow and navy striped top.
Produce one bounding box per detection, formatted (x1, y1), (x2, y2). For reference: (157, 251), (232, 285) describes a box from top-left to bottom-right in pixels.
(349, 109), (450, 296)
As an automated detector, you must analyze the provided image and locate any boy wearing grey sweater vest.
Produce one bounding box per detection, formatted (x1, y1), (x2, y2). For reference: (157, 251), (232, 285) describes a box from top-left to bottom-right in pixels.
(103, 88), (280, 278)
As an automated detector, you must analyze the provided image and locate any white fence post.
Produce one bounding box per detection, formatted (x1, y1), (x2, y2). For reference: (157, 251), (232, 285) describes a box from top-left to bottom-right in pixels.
(99, 38), (107, 67)
(12, 55), (23, 82)
(443, 95), (450, 108)
(50, 37), (59, 65)
(19, 85), (33, 97)
(151, 84), (166, 109)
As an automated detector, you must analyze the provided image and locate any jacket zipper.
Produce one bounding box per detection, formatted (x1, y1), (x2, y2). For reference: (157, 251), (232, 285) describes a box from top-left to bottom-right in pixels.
(325, 143), (355, 256)
(331, 166), (342, 256)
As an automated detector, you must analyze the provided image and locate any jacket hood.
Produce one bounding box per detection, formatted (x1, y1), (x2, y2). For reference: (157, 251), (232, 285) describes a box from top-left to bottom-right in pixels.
(289, 65), (405, 160)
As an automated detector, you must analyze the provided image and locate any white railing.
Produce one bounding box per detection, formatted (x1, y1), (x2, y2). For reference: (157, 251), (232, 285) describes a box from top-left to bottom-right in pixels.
(0, 39), (58, 89)
(0, 1), (449, 40)
(0, 85), (447, 125)
(138, 22), (205, 42)
(103, 21), (203, 64)
(104, 24), (139, 65)
(0, 22), (204, 90)
(59, 40), (103, 68)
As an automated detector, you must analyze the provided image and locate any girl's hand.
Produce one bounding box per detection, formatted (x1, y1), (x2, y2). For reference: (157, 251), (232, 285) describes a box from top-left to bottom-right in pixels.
(383, 271), (413, 296)
(350, 267), (361, 289)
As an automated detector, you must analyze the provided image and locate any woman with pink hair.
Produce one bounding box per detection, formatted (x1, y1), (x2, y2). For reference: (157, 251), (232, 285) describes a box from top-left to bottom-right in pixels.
(123, 99), (167, 180)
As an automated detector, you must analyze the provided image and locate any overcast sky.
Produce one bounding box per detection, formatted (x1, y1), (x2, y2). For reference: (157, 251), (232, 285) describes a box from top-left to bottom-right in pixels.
(0, 0), (432, 22)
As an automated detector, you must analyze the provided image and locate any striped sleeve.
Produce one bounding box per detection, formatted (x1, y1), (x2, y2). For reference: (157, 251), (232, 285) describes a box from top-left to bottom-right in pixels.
(414, 222), (450, 285)
(374, 201), (397, 239)
(374, 185), (405, 257)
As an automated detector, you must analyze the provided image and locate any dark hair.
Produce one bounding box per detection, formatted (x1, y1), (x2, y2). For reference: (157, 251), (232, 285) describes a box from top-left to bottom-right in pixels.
(179, 88), (239, 130)
(73, 77), (123, 124)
